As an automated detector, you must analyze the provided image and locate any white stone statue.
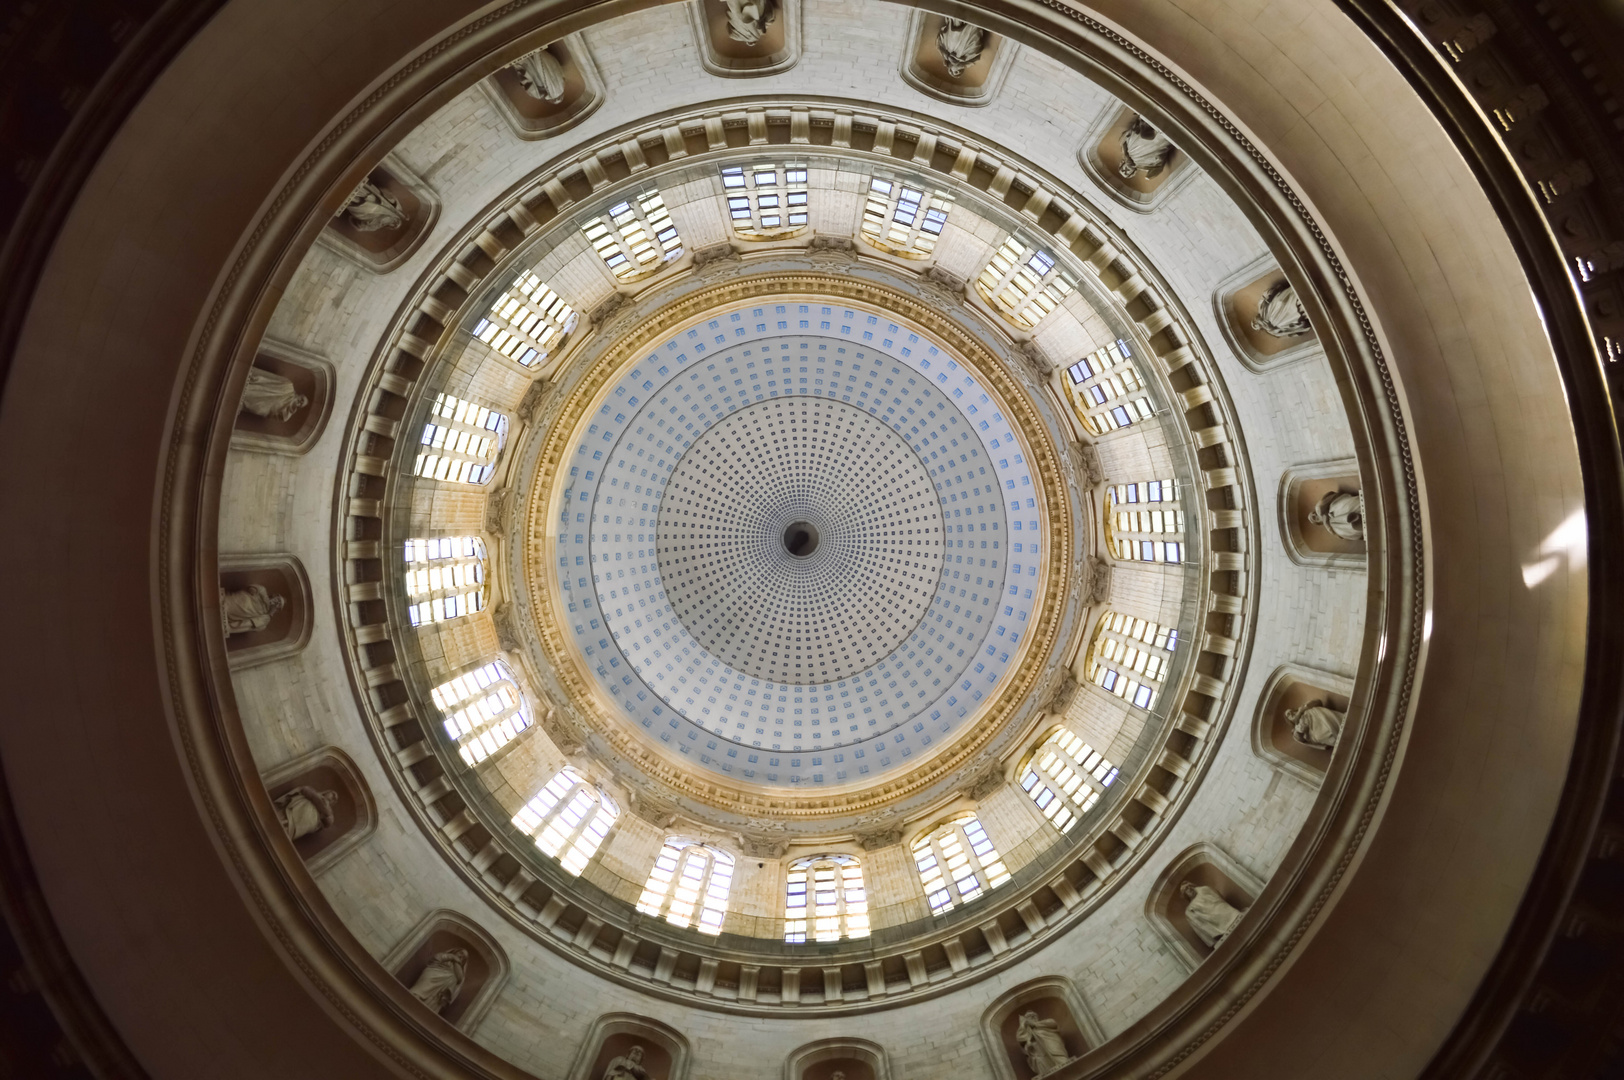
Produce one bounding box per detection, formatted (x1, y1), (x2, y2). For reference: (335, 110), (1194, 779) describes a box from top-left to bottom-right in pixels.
(1287, 699), (1345, 750)
(1181, 882), (1245, 948)
(1118, 116), (1176, 179)
(602, 1044), (652, 1080)
(511, 46), (567, 102)
(239, 367), (309, 422)
(722, 0), (778, 44)
(408, 947), (468, 1014)
(1016, 1010), (1071, 1075)
(274, 786), (338, 841)
(1251, 279), (1312, 338)
(936, 18), (989, 78)
(220, 584), (285, 636)
(339, 179), (406, 233)
(1307, 490), (1364, 541)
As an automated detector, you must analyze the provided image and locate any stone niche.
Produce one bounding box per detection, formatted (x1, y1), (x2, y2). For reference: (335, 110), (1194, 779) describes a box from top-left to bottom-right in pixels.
(1146, 842), (1265, 972)
(980, 977), (1104, 1080)
(1079, 102), (1197, 212)
(260, 747), (376, 874)
(567, 1014), (691, 1080)
(1213, 253), (1322, 371)
(317, 152), (439, 273)
(899, 8), (1017, 107)
(383, 910), (508, 1034)
(1278, 459), (1367, 569)
(784, 1038), (889, 1080)
(481, 34), (605, 140)
(229, 339), (335, 455)
(688, 0), (801, 77)
(1252, 665), (1355, 785)
(219, 554), (312, 670)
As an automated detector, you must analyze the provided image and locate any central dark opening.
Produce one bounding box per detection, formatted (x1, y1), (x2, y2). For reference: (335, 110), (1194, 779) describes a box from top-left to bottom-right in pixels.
(784, 521), (819, 557)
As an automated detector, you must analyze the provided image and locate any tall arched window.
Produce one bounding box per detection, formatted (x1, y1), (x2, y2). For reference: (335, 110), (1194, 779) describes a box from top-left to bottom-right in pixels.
(912, 813), (1011, 914)
(636, 839), (734, 934)
(721, 163), (809, 238)
(403, 536), (486, 626)
(1021, 728), (1119, 832)
(472, 270), (576, 368)
(1105, 479), (1185, 564)
(512, 766), (619, 875)
(784, 854), (870, 943)
(582, 189), (682, 281)
(1087, 611), (1179, 710)
(860, 176), (950, 259)
(413, 392), (507, 485)
(430, 659), (532, 765)
(1063, 340), (1155, 436)
(975, 236), (1074, 329)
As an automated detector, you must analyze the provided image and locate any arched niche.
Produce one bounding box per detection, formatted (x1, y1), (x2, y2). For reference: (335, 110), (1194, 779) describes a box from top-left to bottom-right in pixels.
(1251, 664), (1355, 785)
(260, 747), (376, 874)
(979, 976), (1104, 1080)
(1278, 459), (1368, 569)
(1213, 252), (1323, 372)
(229, 338), (335, 455)
(688, 0), (801, 78)
(219, 553), (312, 670)
(567, 1014), (691, 1080)
(1078, 102), (1197, 213)
(481, 34), (605, 141)
(784, 1037), (889, 1080)
(382, 910), (508, 1034)
(899, 8), (1016, 107)
(1145, 843), (1265, 972)
(317, 151), (439, 273)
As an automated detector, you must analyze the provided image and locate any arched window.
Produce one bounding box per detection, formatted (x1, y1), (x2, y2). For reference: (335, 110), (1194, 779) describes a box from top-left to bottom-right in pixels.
(1105, 479), (1185, 564)
(1063, 340), (1155, 436)
(912, 813), (1010, 914)
(860, 176), (950, 259)
(635, 839), (734, 934)
(582, 189), (682, 281)
(784, 854), (870, 943)
(1021, 728), (1119, 831)
(1087, 611), (1179, 710)
(413, 392), (507, 485)
(975, 236), (1074, 329)
(403, 536), (486, 626)
(721, 163), (809, 238)
(472, 270), (576, 367)
(511, 766), (619, 875)
(430, 659), (532, 765)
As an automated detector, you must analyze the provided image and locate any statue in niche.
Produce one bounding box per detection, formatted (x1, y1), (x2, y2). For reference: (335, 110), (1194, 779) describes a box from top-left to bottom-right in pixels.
(1181, 882), (1245, 948)
(220, 584), (285, 636)
(338, 179), (406, 233)
(239, 366), (309, 423)
(1016, 1010), (1072, 1075)
(1251, 279), (1312, 338)
(1287, 699), (1346, 750)
(408, 947), (468, 1014)
(602, 1043), (651, 1080)
(1307, 489), (1365, 541)
(936, 18), (989, 78)
(274, 786), (338, 841)
(511, 46), (567, 102)
(1118, 116), (1176, 180)
(723, 0), (778, 45)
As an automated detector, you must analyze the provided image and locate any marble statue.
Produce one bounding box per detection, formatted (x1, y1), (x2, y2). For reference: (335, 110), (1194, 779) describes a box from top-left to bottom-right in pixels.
(1016, 1010), (1071, 1075)
(274, 786), (338, 841)
(220, 584), (285, 636)
(511, 47), (567, 102)
(1307, 490), (1365, 541)
(1251, 279), (1312, 338)
(936, 19), (989, 78)
(408, 948), (468, 1014)
(1181, 882), (1245, 948)
(831, 1072), (845, 1080)
(339, 179), (406, 233)
(1118, 116), (1176, 179)
(602, 1044), (651, 1080)
(239, 367), (309, 422)
(722, 0), (778, 44)
(1287, 699), (1345, 750)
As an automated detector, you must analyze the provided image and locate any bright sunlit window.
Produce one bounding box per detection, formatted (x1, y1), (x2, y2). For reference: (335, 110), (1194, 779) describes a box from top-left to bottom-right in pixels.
(784, 854), (869, 943)
(859, 176), (951, 259)
(912, 813), (1010, 915)
(471, 270), (576, 367)
(1021, 728), (1118, 831)
(431, 659), (532, 766)
(413, 393), (507, 485)
(1063, 340), (1154, 436)
(636, 839), (734, 934)
(403, 536), (485, 626)
(583, 189), (683, 281)
(1087, 611), (1179, 710)
(721, 163), (809, 238)
(975, 236), (1073, 329)
(1106, 479), (1185, 564)
(512, 766), (619, 876)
